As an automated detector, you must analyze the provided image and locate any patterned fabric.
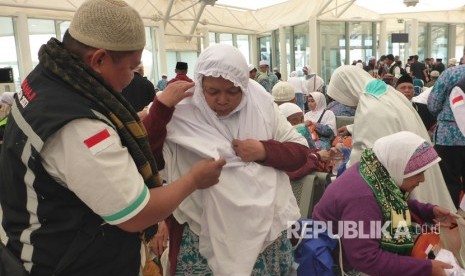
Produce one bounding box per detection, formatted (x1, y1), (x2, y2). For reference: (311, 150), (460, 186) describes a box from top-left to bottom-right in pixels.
(404, 141), (439, 175)
(295, 124), (316, 149)
(428, 65), (465, 145)
(256, 72), (272, 92)
(175, 225), (293, 276)
(314, 123), (334, 150)
(359, 149), (414, 255)
(39, 38), (161, 188)
(326, 101), (356, 116)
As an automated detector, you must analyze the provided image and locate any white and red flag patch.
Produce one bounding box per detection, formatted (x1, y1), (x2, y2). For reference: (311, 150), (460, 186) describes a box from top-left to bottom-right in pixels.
(450, 86), (465, 137)
(452, 94), (464, 108)
(83, 129), (113, 155)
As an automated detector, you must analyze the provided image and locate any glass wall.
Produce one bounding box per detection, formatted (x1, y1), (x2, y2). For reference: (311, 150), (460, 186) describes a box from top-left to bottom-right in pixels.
(0, 16), (20, 90)
(57, 20), (70, 41)
(455, 24), (464, 64)
(165, 51), (198, 81)
(258, 35), (272, 65)
(142, 27), (157, 83)
(236, 34), (250, 64)
(431, 24), (449, 61)
(219, 33), (233, 45)
(320, 22), (345, 84)
(293, 23), (309, 73)
(348, 22), (374, 64)
(205, 32), (250, 64)
(417, 23), (429, 61)
(28, 19), (56, 68)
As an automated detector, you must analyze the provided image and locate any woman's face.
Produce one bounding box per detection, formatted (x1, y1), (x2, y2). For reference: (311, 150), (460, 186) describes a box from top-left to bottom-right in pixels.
(400, 172), (425, 193)
(202, 76), (243, 116)
(287, 112), (304, 126)
(308, 96), (317, 111)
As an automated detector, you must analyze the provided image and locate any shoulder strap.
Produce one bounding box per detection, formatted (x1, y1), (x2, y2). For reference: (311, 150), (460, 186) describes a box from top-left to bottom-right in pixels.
(317, 109), (327, 124)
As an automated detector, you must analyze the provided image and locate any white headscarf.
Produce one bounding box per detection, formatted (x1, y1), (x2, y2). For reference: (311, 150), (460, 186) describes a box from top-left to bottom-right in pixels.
(305, 92), (327, 122)
(279, 102), (303, 118)
(373, 131), (440, 187)
(304, 92), (337, 135)
(164, 44), (302, 275)
(327, 65), (455, 210)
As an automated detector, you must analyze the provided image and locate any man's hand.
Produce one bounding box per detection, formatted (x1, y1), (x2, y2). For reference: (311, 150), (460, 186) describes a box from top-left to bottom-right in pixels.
(232, 139), (266, 162)
(189, 158), (226, 189)
(157, 81), (195, 108)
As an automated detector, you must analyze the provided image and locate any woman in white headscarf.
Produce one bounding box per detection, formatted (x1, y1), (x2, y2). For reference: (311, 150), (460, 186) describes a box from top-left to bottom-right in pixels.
(313, 131), (456, 276)
(162, 44), (308, 275)
(326, 65), (455, 211)
(304, 91), (337, 150)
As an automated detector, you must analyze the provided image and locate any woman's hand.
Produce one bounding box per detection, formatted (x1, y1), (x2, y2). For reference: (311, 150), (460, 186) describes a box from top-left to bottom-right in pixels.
(337, 126), (349, 136)
(317, 150), (330, 161)
(431, 260), (453, 276)
(304, 120), (313, 127)
(433, 206), (459, 228)
(150, 220), (169, 257)
(232, 139), (266, 162)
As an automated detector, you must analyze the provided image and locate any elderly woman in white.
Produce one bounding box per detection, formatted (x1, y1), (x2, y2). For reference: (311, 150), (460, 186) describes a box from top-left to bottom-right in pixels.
(162, 44), (309, 275)
(326, 65), (455, 211)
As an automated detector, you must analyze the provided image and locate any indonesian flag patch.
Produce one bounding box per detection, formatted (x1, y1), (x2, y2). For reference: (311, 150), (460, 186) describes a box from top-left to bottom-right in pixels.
(84, 129), (113, 155)
(452, 94), (464, 107)
(450, 86), (465, 137)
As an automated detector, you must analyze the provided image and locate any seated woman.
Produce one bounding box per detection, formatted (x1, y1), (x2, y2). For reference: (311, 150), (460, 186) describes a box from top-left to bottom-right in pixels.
(304, 92), (337, 150)
(313, 131), (456, 276)
(278, 102), (332, 179)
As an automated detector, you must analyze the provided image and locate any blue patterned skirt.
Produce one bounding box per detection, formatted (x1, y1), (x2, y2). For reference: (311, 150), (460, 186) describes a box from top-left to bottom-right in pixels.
(174, 225), (293, 275)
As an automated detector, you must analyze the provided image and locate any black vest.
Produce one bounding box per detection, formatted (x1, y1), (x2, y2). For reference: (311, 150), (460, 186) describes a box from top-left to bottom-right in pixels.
(0, 64), (140, 276)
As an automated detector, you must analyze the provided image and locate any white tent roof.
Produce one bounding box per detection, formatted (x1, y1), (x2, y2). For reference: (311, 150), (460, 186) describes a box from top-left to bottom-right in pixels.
(1, 0), (464, 50)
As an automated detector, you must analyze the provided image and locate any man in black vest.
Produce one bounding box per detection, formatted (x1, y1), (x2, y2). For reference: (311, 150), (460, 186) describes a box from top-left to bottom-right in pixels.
(0, 0), (225, 275)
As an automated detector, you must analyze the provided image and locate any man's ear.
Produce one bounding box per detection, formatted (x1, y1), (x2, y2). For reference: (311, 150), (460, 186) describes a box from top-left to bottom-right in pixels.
(86, 49), (108, 73)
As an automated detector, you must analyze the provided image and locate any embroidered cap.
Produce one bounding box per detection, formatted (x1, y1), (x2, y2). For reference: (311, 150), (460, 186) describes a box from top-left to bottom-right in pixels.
(69, 0), (145, 51)
(404, 141), (441, 178)
(259, 60), (269, 67)
(272, 81), (295, 102)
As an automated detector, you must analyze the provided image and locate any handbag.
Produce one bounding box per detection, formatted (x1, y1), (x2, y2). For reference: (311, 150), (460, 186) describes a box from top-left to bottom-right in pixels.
(0, 240), (29, 276)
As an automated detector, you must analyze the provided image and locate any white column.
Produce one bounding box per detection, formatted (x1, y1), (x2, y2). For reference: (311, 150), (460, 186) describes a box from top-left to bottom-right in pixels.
(309, 16), (318, 75)
(15, 13), (33, 80)
(379, 20), (387, 56)
(411, 19), (419, 55)
(250, 34), (258, 67)
(278, 25), (287, 80)
(156, 24), (167, 77)
(201, 27), (209, 51)
(448, 24), (456, 61)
